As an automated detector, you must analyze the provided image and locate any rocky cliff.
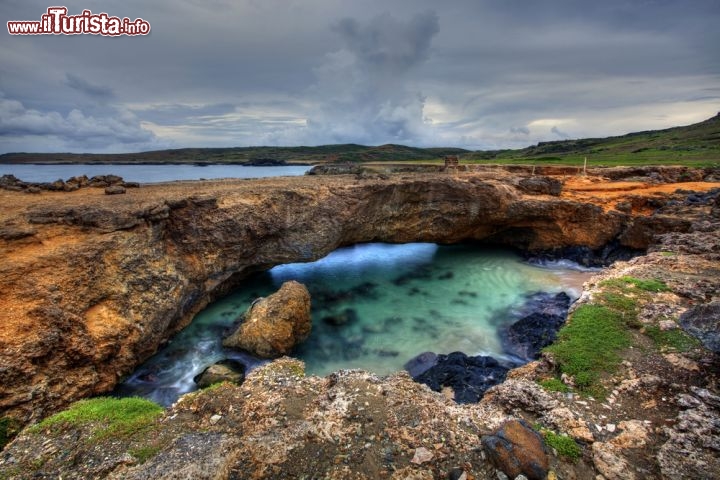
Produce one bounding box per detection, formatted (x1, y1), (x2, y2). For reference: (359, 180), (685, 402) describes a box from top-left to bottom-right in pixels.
(0, 169), (716, 424)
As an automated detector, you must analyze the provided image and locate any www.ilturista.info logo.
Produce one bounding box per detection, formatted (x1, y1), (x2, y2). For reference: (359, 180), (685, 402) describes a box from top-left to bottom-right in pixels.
(7, 7), (150, 36)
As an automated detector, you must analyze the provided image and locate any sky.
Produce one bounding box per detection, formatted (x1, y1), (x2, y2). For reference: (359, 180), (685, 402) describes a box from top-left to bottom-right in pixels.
(1, 0), (719, 153)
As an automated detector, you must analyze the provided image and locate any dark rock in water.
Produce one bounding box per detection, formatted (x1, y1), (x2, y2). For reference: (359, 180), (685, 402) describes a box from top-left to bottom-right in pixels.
(194, 359), (246, 388)
(518, 176), (563, 196)
(410, 351), (511, 403)
(500, 291), (572, 362)
(322, 308), (359, 326)
(679, 302), (720, 353)
(527, 241), (642, 267)
(481, 419), (549, 480)
(404, 351), (438, 378)
(438, 271), (454, 280)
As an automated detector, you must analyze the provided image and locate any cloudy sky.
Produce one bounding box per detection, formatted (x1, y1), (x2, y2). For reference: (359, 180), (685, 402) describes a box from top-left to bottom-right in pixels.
(1, 0), (719, 153)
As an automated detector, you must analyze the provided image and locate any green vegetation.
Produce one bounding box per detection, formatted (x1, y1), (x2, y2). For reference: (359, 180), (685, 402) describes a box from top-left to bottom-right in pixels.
(32, 397), (163, 440)
(0, 417), (19, 451)
(645, 325), (700, 352)
(545, 304), (631, 393)
(600, 275), (670, 293)
(1, 113), (717, 167)
(129, 444), (163, 464)
(539, 378), (570, 393)
(539, 428), (582, 460)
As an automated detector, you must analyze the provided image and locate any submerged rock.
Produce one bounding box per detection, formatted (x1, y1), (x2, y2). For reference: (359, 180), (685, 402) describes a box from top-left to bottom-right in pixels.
(193, 359), (246, 388)
(411, 351), (511, 403)
(481, 419), (549, 480)
(500, 292), (572, 362)
(223, 281), (311, 358)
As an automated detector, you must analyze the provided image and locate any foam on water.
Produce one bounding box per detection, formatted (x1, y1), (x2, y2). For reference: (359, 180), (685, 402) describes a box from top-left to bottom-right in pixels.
(116, 243), (595, 405)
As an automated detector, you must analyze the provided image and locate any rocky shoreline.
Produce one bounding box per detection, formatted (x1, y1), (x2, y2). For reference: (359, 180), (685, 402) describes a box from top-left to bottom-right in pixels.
(1, 167), (718, 478)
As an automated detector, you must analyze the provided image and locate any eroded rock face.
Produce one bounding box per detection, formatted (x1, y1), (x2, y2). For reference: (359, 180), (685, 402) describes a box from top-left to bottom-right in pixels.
(0, 169), (716, 423)
(678, 302), (720, 352)
(222, 281), (311, 358)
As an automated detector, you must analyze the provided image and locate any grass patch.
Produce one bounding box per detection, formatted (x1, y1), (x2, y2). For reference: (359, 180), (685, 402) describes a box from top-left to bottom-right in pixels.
(544, 304), (631, 393)
(539, 378), (570, 393)
(32, 397), (163, 440)
(540, 429), (582, 460)
(645, 325), (700, 352)
(600, 276), (669, 294)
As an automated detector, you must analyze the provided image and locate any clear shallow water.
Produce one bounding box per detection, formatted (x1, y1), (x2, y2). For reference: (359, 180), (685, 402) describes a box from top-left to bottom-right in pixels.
(116, 243), (596, 406)
(0, 164), (309, 183)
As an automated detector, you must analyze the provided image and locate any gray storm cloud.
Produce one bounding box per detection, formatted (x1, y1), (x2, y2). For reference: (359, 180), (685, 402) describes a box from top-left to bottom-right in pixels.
(292, 11), (440, 145)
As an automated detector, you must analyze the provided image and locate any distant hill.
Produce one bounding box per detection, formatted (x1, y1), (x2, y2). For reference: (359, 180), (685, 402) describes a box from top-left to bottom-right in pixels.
(466, 112), (720, 166)
(0, 144), (470, 165)
(1, 113), (718, 166)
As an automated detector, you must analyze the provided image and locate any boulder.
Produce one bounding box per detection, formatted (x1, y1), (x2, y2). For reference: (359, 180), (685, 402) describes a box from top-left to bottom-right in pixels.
(678, 302), (720, 352)
(500, 292), (572, 361)
(193, 359), (246, 388)
(481, 419), (549, 480)
(223, 281), (312, 358)
(518, 176), (563, 196)
(105, 185), (127, 195)
(411, 351), (510, 403)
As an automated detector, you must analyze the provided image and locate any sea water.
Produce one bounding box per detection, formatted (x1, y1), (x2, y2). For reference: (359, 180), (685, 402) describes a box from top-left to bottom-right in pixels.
(0, 164), (310, 183)
(116, 243), (596, 406)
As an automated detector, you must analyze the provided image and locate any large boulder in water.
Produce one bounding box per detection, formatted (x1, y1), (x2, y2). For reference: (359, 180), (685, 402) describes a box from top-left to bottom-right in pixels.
(410, 351), (511, 403)
(500, 291), (572, 362)
(223, 281), (312, 358)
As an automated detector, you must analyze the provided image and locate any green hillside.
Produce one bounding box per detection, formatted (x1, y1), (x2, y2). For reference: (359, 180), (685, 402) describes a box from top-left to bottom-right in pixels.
(466, 112), (720, 167)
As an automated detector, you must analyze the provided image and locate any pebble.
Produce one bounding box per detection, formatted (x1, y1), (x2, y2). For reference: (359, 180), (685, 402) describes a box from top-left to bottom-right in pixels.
(411, 447), (434, 465)
(209, 414), (222, 424)
(606, 424), (616, 433)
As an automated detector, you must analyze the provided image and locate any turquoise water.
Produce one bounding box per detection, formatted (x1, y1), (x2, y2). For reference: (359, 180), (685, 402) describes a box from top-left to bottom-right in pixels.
(0, 164), (309, 183)
(116, 243), (595, 406)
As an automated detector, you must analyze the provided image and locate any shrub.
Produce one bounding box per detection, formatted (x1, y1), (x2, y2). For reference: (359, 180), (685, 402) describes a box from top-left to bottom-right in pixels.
(539, 378), (570, 393)
(542, 429), (582, 460)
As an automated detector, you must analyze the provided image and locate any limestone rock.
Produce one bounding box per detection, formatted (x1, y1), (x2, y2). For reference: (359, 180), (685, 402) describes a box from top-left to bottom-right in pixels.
(611, 420), (648, 449)
(543, 407), (595, 443)
(193, 359), (246, 388)
(481, 419), (549, 480)
(223, 281), (311, 358)
(592, 442), (636, 480)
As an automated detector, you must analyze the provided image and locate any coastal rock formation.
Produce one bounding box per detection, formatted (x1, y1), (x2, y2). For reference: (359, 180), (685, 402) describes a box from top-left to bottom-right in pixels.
(222, 281), (312, 358)
(0, 168), (717, 426)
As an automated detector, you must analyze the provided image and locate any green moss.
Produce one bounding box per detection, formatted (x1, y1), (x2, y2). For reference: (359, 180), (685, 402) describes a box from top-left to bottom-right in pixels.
(598, 292), (639, 316)
(544, 304), (631, 394)
(645, 325), (700, 352)
(659, 251), (675, 257)
(542, 429), (582, 460)
(539, 378), (570, 393)
(0, 417), (19, 451)
(129, 444), (163, 463)
(32, 397), (163, 440)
